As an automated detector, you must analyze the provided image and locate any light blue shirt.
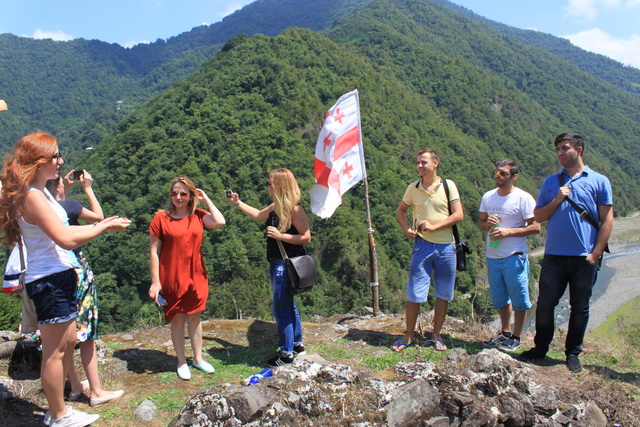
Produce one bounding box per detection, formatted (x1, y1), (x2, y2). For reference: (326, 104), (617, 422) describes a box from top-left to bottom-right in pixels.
(536, 166), (612, 256)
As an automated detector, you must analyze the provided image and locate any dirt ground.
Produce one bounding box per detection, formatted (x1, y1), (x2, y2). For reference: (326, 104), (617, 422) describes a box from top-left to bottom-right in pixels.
(2, 313), (638, 426)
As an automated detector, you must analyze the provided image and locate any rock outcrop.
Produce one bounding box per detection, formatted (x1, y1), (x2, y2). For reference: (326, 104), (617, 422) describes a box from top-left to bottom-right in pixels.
(169, 349), (606, 426)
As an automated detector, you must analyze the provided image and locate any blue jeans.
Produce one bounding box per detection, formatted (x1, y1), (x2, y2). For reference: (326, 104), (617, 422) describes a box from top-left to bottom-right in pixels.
(270, 260), (303, 356)
(534, 255), (598, 356)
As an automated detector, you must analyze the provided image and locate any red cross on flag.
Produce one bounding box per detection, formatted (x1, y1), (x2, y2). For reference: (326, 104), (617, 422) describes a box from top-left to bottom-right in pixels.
(310, 89), (366, 218)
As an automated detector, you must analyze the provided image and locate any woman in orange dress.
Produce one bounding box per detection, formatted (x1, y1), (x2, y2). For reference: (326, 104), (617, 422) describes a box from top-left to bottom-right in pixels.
(148, 176), (225, 380)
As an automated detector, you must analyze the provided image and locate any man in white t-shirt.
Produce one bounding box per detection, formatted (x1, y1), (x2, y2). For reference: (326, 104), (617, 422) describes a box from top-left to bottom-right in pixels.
(477, 159), (540, 351)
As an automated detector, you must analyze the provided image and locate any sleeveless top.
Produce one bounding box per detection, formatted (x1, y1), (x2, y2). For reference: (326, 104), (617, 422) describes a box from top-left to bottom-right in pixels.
(266, 210), (306, 260)
(18, 187), (78, 283)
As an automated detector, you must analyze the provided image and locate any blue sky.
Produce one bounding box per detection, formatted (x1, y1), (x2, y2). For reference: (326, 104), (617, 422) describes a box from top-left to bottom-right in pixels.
(1, 0), (639, 68)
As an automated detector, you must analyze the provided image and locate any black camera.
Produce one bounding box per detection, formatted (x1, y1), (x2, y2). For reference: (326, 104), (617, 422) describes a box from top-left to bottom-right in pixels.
(72, 170), (84, 180)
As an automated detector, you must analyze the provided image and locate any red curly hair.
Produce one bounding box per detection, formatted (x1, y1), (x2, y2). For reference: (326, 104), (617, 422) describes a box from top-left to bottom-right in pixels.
(0, 132), (58, 246)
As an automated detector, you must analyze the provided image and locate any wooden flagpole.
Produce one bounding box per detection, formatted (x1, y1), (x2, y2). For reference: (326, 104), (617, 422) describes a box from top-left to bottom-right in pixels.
(362, 176), (379, 315)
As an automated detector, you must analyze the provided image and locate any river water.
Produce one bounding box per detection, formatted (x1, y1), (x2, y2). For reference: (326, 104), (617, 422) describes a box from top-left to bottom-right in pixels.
(493, 244), (640, 332)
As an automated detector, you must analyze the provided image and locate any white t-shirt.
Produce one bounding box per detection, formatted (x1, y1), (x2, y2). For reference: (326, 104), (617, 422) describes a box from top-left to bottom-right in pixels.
(479, 187), (535, 259)
(18, 187), (78, 282)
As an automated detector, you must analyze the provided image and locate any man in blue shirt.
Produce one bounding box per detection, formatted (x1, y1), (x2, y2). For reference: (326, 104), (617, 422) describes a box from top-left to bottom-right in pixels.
(519, 133), (613, 373)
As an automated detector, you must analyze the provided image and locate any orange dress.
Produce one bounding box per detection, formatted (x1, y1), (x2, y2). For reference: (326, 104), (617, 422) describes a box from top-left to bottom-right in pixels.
(149, 209), (208, 323)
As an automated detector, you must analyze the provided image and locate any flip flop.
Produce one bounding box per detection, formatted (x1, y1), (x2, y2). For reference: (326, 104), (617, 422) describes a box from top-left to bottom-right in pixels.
(427, 340), (448, 351)
(391, 339), (415, 352)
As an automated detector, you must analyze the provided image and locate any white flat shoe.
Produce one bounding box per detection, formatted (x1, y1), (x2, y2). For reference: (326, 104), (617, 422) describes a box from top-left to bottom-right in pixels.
(177, 364), (191, 380)
(192, 360), (215, 374)
(69, 379), (90, 401)
(90, 389), (124, 407)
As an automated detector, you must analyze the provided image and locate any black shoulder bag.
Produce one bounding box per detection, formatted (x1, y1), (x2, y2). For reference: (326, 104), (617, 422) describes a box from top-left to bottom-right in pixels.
(442, 179), (471, 271)
(276, 239), (317, 295)
(558, 174), (610, 267)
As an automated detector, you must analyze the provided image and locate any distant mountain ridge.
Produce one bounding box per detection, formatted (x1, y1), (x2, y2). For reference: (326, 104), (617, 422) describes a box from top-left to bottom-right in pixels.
(1, 0), (640, 330)
(1, 0), (639, 152)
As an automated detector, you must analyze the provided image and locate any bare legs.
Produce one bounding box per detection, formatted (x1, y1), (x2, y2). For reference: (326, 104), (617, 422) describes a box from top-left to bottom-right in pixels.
(499, 304), (526, 337)
(171, 312), (205, 365)
(40, 319), (76, 420)
(398, 297), (449, 346)
(431, 298), (448, 343)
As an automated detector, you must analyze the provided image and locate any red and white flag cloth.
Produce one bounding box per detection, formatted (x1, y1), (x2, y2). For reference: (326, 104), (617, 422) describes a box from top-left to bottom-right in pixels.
(310, 89), (366, 218)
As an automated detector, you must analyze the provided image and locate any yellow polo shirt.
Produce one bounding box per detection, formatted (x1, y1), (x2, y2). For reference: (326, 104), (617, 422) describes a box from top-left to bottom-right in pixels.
(402, 178), (459, 244)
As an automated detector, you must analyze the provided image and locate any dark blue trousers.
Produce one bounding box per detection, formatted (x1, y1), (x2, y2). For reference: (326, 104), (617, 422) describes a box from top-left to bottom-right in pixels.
(534, 255), (598, 356)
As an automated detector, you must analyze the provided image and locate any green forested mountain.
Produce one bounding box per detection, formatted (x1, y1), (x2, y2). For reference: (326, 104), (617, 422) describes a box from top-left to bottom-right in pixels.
(2, 0), (640, 153)
(1, 0), (640, 332)
(432, 0), (640, 97)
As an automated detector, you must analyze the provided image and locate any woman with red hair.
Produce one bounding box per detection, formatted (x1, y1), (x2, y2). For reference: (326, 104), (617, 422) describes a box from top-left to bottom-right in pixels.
(0, 132), (131, 426)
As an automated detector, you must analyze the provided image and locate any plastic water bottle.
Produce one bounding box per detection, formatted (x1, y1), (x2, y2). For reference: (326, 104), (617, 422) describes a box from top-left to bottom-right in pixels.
(489, 214), (502, 249)
(242, 368), (274, 386)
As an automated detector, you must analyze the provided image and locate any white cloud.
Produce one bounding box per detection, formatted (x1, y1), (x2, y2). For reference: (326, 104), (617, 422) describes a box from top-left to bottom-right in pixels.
(218, 1), (253, 18)
(122, 40), (150, 48)
(564, 0), (620, 20)
(32, 29), (74, 41)
(563, 27), (640, 68)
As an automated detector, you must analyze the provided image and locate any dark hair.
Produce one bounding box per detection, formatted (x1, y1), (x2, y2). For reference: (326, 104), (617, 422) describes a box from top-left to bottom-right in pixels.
(416, 148), (440, 164)
(495, 159), (519, 176)
(45, 177), (61, 194)
(554, 133), (585, 154)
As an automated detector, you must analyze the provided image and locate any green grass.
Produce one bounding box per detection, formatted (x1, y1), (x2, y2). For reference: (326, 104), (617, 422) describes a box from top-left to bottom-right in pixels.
(587, 296), (640, 372)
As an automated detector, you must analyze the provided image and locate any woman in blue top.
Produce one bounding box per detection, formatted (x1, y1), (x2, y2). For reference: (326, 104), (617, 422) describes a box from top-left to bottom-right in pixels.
(46, 172), (124, 407)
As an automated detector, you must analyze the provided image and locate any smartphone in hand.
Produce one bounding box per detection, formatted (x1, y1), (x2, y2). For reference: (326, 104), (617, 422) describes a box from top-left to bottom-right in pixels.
(72, 170), (84, 180)
(225, 189), (233, 199)
(156, 293), (168, 307)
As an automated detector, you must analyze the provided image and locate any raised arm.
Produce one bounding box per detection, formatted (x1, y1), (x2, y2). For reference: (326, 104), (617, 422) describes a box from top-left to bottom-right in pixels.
(22, 190), (130, 250)
(197, 189), (225, 229)
(79, 171), (104, 221)
(534, 186), (572, 223)
(228, 191), (273, 221)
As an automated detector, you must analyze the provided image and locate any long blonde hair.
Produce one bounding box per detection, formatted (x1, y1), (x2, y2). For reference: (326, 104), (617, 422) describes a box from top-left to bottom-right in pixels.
(270, 168), (301, 232)
(165, 176), (198, 216)
(0, 132), (58, 246)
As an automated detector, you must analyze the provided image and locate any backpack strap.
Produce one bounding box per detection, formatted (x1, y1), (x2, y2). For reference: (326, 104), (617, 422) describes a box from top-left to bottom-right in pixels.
(441, 178), (461, 245)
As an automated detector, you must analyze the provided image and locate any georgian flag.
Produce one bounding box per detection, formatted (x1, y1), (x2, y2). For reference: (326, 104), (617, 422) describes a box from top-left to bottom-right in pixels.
(310, 89), (366, 218)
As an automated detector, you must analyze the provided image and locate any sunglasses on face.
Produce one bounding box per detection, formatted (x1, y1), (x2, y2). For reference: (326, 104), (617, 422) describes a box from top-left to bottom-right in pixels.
(494, 169), (510, 177)
(51, 153), (62, 162)
(170, 191), (189, 198)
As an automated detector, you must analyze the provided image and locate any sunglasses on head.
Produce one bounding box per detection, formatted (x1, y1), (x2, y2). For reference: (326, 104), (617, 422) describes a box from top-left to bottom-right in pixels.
(170, 191), (189, 198)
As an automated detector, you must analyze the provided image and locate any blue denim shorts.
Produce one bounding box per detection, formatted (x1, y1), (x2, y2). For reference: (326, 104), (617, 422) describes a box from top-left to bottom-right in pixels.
(407, 238), (457, 303)
(486, 254), (531, 311)
(25, 268), (78, 324)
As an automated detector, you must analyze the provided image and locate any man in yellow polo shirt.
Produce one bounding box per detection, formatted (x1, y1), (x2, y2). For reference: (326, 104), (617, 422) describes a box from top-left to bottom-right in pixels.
(394, 149), (464, 352)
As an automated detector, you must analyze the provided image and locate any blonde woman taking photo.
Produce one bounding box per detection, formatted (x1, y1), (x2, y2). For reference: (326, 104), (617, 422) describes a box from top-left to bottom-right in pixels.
(228, 168), (311, 367)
